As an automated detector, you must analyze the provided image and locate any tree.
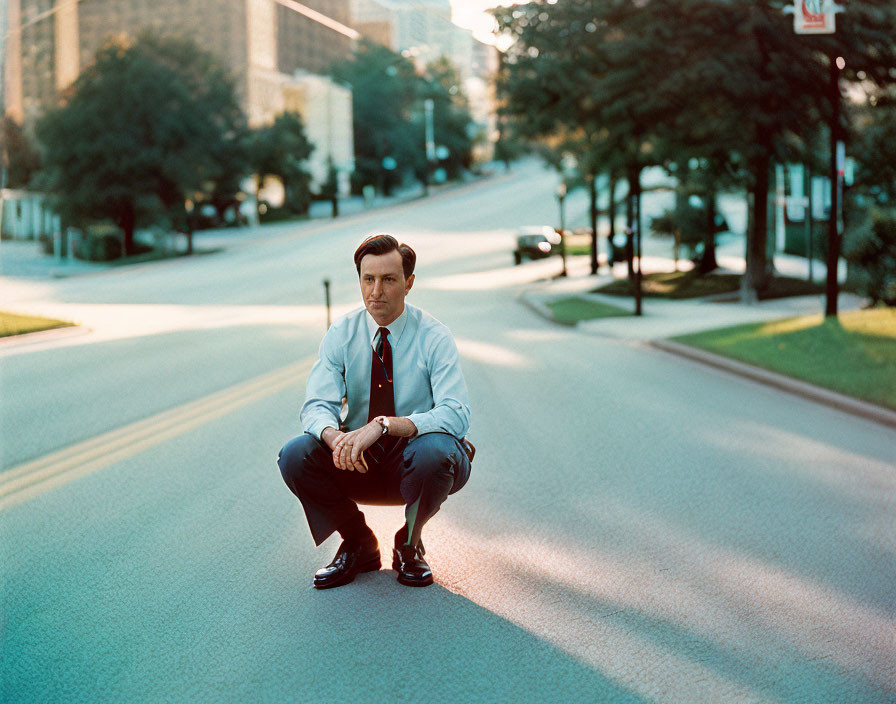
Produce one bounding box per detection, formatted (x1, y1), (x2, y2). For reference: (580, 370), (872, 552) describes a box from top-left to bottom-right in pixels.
(494, 0), (896, 301)
(319, 158), (341, 217)
(851, 91), (896, 205)
(248, 111), (314, 215)
(35, 34), (248, 255)
(333, 42), (476, 194)
(844, 209), (896, 306)
(2, 118), (42, 188)
(421, 57), (475, 180)
(332, 41), (422, 195)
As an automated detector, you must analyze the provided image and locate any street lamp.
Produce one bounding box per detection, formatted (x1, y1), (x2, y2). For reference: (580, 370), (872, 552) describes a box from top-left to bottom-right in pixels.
(423, 98), (435, 196)
(785, 0), (846, 317)
(556, 183), (568, 277)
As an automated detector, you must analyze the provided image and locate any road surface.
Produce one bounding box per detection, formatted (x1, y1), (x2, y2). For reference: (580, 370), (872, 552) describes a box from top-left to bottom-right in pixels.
(2, 162), (894, 702)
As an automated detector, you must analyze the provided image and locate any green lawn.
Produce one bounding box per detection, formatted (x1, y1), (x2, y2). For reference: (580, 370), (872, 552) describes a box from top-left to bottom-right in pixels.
(547, 296), (631, 325)
(0, 311), (75, 338)
(673, 307), (896, 409)
(595, 271), (826, 300)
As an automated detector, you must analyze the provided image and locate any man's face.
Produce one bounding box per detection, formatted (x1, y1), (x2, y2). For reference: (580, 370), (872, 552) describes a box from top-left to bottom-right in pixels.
(359, 249), (414, 326)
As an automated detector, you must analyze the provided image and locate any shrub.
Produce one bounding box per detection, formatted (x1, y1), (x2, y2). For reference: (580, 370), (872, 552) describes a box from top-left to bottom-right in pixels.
(845, 209), (896, 306)
(76, 223), (123, 261)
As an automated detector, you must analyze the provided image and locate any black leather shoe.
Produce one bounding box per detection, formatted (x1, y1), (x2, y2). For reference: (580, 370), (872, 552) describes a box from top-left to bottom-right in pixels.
(392, 540), (433, 587)
(313, 539), (380, 589)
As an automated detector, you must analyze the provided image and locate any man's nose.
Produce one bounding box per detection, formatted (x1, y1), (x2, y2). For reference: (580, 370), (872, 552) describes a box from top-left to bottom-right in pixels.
(372, 280), (383, 297)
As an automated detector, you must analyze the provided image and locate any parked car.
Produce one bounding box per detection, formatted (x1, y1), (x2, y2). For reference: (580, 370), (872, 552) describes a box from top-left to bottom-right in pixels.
(513, 226), (562, 265)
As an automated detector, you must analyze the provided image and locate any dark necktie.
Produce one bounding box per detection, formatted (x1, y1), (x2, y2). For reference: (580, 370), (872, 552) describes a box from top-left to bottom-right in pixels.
(367, 327), (405, 463)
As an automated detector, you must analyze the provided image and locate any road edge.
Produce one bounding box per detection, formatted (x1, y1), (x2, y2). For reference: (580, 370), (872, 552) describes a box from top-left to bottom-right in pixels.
(0, 323), (88, 349)
(516, 289), (572, 326)
(650, 338), (896, 431)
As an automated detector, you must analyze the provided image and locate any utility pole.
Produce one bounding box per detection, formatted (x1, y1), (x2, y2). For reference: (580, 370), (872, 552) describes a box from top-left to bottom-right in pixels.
(556, 183), (568, 277)
(786, 0), (845, 317)
(825, 54), (843, 317)
(629, 166), (643, 316)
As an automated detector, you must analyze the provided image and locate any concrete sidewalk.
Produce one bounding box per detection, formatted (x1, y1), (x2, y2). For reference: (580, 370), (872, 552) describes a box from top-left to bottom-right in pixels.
(520, 241), (861, 342)
(519, 250), (896, 430)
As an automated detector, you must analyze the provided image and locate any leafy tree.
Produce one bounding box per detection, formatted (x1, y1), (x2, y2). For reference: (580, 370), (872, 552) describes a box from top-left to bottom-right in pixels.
(2, 118), (42, 188)
(319, 158), (341, 217)
(35, 34), (247, 255)
(844, 209), (896, 306)
(332, 42), (475, 194)
(332, 41), (422, 195)
(248, 111), (314, 215)
(850, 91), (896, 205)
(492, 118), (528, 170)
(421, 57), (474, 180)
(494, 0), (896, 301)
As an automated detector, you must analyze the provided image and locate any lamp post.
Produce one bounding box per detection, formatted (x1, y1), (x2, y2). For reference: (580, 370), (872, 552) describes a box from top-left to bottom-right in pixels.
(825, 53), (844, 317)
(786, 0), (845, 317)
(556, 182), (568, 277)
(423, 98), (435, 196)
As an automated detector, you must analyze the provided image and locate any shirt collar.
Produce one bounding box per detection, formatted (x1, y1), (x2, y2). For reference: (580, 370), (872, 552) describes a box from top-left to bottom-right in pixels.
(366, 306), (408, 347)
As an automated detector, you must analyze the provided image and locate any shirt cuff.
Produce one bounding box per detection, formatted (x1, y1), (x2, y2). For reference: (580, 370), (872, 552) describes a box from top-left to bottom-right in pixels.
(406, 411), (436, 437)
(305, 415), (339, 442)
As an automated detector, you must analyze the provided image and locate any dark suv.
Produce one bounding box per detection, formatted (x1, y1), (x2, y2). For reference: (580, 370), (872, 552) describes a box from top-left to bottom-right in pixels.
(513, 226), (562, 265)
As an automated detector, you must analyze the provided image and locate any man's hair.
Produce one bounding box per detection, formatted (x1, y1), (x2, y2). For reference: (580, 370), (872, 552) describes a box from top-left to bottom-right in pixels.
(353, 234), (416, 279)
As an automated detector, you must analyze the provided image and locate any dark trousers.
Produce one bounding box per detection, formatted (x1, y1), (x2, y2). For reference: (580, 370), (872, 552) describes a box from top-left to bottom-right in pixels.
(278, 432), (471, 547)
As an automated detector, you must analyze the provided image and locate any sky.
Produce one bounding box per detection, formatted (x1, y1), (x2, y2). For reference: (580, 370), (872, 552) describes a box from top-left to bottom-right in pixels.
(450, 0), (512, 45)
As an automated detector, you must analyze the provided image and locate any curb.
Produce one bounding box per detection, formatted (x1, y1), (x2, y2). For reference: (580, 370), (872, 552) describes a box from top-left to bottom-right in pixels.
(0, 324), (89, 349)
(516, 289), (574, 326)
(650, 338), (896, 431)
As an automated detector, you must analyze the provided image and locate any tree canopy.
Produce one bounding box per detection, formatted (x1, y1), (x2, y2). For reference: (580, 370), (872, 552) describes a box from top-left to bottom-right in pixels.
(494, 0), (896, 297)
(332, 40), (474, 194)
(248, 111), (314, 215)
(35, 33), (248, 254)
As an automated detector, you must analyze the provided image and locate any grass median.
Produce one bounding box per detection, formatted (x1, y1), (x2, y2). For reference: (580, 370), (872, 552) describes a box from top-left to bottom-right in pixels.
(0, 311), (75, 338)
(546, 296), (630, 325)
(672, 307), (896, 410)
(594, 270), (826, 300)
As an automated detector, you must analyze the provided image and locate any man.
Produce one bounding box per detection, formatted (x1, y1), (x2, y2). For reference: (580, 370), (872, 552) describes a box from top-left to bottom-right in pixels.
(278, 234), (472, 589)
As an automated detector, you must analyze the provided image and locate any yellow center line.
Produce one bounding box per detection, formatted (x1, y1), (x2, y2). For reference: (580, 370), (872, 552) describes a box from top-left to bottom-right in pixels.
(0, 358), (315, 512)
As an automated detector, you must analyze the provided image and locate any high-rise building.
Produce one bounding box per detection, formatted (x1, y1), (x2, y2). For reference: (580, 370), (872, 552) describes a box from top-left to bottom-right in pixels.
(4, 0), (357, 189)
(349, 0), (497, 160)
(351, 0), (452, 66)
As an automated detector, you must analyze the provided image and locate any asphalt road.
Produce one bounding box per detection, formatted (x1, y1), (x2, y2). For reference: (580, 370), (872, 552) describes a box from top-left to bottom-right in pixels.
(2, 162), (894, 702)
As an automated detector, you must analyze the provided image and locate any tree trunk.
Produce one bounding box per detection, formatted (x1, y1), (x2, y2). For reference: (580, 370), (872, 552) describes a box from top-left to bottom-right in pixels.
(746, 148), (771, 298)
(628, 165), (643, 315)
(699, 191), (719, 274)
(625, 186), (635, 280)
(255, 174), (265, 219)
(589, 175), (599, 275)
(607, 172), (617, 265)
(121, 203), (136, 256)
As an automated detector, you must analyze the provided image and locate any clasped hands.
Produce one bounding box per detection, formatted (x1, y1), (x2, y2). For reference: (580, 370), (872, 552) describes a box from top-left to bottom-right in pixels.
(328, 421), (383, 472)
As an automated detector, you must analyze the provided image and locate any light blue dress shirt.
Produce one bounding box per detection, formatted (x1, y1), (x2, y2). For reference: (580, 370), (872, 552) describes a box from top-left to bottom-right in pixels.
(301, 303), (471, 442)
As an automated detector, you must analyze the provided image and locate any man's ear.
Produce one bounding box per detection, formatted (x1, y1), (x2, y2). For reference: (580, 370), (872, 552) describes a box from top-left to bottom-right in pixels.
(405, 273), (415, 295)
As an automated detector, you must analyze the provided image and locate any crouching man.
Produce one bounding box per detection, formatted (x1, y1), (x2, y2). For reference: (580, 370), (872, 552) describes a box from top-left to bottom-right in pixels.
(278, 234), (472, 588)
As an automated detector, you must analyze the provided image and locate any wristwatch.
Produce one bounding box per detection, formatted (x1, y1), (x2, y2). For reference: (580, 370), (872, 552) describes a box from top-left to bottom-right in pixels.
(373, 415), (390, 436)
